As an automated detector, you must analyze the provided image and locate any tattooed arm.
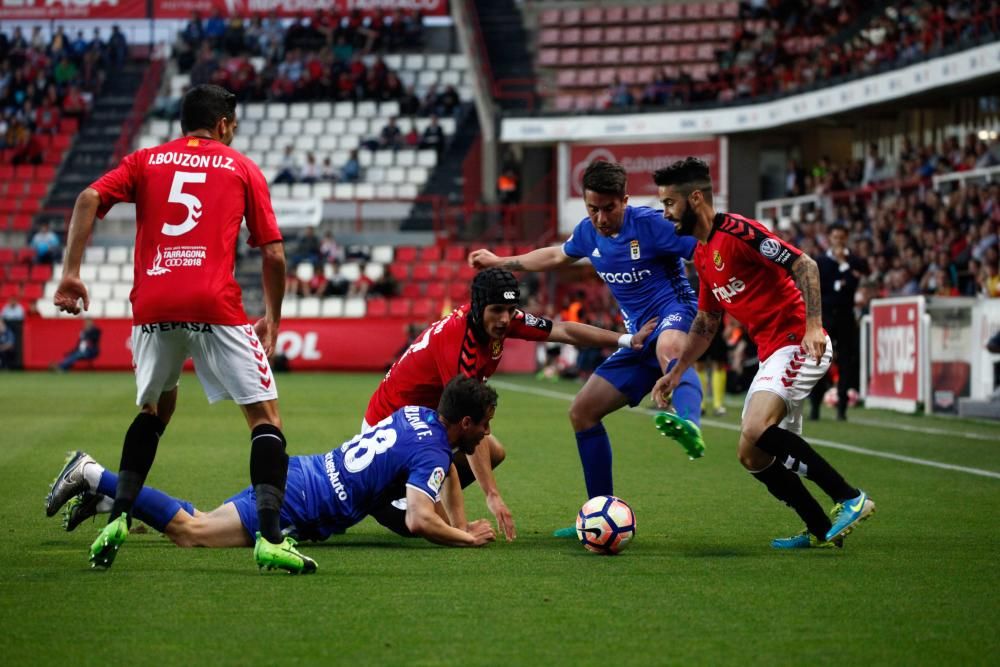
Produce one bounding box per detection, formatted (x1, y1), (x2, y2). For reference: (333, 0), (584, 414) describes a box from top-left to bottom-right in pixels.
(790, 253), (827, 363)
(651, 310), (721, 408)
(468, 246), (577, 272)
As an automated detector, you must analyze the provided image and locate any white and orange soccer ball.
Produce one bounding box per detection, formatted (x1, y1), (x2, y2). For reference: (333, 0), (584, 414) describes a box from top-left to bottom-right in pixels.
(575, 495), (636, 555)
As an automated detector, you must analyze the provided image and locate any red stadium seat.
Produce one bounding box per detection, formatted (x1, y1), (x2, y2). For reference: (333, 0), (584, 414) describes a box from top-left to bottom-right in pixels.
(538, 48), (559, 67)
(622, 47), (641, 65)
(703, 2), (721, 19)
(0, 283), (20, 299)
(558, 48), (581, 67)
(604, 6), (624, 24)
(554, 95), (576, 112)
(646, 5), (665, 22)
(597, 68), (617, 86)
(29, 264), (52, 282)
(11, 215), (32, 232)
(685, 3), (705, 19)
(6, 265), (28, 281)
(401, 283), (422, 299)
(494, 245), (513, 257)
(582, 28), (602, 45)
(449, 282), (468, 302)
(51, 135), (71, 151)
(600, 47), (621, 66)
(557, 69), (579, 87)
(581, 7), (603, 25)
(389, 264), (409, 281)
(561, 28), (581, 45)
(457, 264), (477, 281)
(561, 8), (581, 25)
(643, 25), (665, 43)
(21, 282), (42, 300)
(417, 246), (441, 262)
(59, 117), (79, 134)
(444, 245), (467, 263)
(435, 262), (455, 281)
(12, 166), (34, 181)
(699, 23), (719, 41)
(539, 28), (560, 47)
(720, 2), (740, 19)
(0, 165), (12, 181)
(388, 299), (410, 318)
(27, 183), (48, 198)
(626, 6), (645, 23)
(425, 282), (446, 299)
(623, 26), (644, 44)
(366, 298), (388, 317)
(539, 9), (560, 27)
(395, 246), (417, 262)
(604, 26), (624, 44)
(640, 45), (660, 64)
(411, 298), (434, 320)
(16, 248), (34, 263)
(665, 25), (682, 42)
(667, 5), (684, 21)
(35, 165), (56, 182)
(411, 264), (434, 282)
(580, 49), (601, 66)
(0, 248), (14, 264)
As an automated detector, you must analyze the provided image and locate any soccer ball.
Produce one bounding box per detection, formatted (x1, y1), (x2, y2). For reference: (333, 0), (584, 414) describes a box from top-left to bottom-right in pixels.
(576, 495), (636, 555)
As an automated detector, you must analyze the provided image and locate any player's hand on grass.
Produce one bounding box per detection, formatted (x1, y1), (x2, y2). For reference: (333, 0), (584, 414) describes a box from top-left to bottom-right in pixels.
(54, 276), (89, 315)
(468, 249), (499, 270)
(652, 369), (681, 409)
(254, 317), (278, 357)
(631, 318), (659, 350)
(466, 519), (496, 546)
(486, 492), (517, 541)
(802, 327), (827, 364)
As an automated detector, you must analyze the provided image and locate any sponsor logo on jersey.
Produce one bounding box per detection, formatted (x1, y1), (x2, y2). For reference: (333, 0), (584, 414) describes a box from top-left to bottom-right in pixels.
(711, 276), (747, 303)
(630, 239), (641, 260)
(591, 247), (601, 258)
(596, 268), (652, 284)
(323, 451), (348, 501)
(713, 250), (725, 271)
(140, 322), (215, 334)
(490, 339), (503, 360)
(427, 466), (446, 493)
(147, 245), (207, 275)
(759, 238), (782, 259)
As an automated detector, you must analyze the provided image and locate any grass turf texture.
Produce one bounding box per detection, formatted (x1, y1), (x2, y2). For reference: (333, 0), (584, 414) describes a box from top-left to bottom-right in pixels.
(2, 371), (998, 666)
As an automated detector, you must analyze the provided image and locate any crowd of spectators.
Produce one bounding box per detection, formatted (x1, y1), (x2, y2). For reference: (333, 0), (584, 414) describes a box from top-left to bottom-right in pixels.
(776, 177), (1000, 306)
(606, 0), (998, 110)
(784, 133), (999, 198)
(0, 25), (118, 163)
(174, 9), (430, 105)
(283, 229), (398, 300)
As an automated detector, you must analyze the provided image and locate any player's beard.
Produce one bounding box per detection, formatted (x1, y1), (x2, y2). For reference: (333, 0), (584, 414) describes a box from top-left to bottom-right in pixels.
(677, 202), (699, 236)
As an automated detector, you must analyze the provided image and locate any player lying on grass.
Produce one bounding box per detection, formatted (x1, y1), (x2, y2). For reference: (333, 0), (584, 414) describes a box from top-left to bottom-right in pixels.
(650, 157), (875, 549)
(45, 377), (499, 573)
(364, 267), (658, 541)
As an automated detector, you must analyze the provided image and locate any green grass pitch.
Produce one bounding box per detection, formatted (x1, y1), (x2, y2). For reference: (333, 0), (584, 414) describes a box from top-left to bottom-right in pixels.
(2, 371), (998, 665)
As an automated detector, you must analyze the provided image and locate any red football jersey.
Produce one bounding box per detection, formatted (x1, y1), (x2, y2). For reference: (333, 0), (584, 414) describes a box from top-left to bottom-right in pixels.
(693, 212), (806, 362)
(90, 136), (282, 325)
(365, 304), (552, 424)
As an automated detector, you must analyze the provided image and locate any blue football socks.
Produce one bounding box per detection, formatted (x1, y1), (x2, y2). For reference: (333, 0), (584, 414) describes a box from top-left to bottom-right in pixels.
(670, 366), (704, 426)
(575, 422), (613, 498)
(98, 469), (194, 532)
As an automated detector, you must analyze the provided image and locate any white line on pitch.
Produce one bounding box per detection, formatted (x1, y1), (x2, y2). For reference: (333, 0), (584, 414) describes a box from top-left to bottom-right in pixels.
(492, 380), (1000, 480)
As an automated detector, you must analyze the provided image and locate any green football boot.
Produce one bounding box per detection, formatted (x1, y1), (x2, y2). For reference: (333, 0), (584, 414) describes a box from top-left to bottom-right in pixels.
(89, 514), (129, 569)
(654, 412), (706, 459)
(552, 525), (577, 538)
(254, 533), (317, 575)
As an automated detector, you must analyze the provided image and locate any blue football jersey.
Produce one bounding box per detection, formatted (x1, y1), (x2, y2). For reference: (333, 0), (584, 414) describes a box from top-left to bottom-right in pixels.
(291, 406), (453, 540)
(562, 205), (697, 333)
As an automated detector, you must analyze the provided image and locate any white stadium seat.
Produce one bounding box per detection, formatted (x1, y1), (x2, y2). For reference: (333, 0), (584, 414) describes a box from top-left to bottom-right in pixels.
(358, 151), (374, 168)
(326, 118), (347, 134)
(80, 266), (98, 281)
(397, 183), (419, 198)
(439, 70), (461, 87)
(334, 184), (355, 200)
(356, 101), (378, 118)
(298, 297), (321, 317)
(355, 183), (375, 199)
(386, 167), (406, 184)
(440, 117), (456, 135)
(340, 135), (361, 151)
(375, 184), (397, 199)
(396, 151), (416, 167)
(367, 167), (385, 183)
(293, 135), (314, 151)
(425, 54), (447, 71)
(90, 283), (112, 300)
(105, 301), (128, 318)
(364, 263), (384, 281)
(84, 246), (106, 263)
(379, 101), (400, 118)
(267, 105), (288, 121)
(418, 71), (438, 87)
(283, 119), (303, 136)
(84, 301), (105, 318)
(416, 150), (438, 167)
(310, 102), (333, 118)
(271, 183), (291, 199)
(107, 246), (130, 264)
(98, 265), (120, 282)
(450, 54), (468, 70)
(404, 54), (425, 71)
(347, 118), (369, 136)
(291, 183), (312, 198)
(313, 183), (334, 199)
(371, 245), (393, 264)
(289, 103), (310, 119)
(259, 120), (281, 137)
(321, 297), (344, 317)
(334, 102), (354, 118)
(113, 284), (133, 300)
(317, 135), (338, 151)
(303, 119), (324, 135)
(407, 167), (429, 185)
(343, 298), (366, 318)
(295, 263), (314, 282)
(382, 54), (402, 70)
(374, 151), (394, 167)
(245, 104), (266, 120)
(251, 135), (272, 151)
(339, 263), (361, 282)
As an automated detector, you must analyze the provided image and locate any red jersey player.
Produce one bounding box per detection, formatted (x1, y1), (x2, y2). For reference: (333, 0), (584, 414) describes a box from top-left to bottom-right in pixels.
(365, 268), (656, 540)
(651, 158), (874, 549)
(52, 84), (315, 574)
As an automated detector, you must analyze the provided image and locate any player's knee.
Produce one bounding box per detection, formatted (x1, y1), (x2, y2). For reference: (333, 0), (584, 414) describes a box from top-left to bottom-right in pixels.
(568, 401), (595, 431)
(737, 431), (771, 471)
(490, 441), (506, 469)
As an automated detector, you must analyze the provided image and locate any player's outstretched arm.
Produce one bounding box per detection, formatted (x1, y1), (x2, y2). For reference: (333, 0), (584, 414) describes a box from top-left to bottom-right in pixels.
(790, 254), (827, 363)
(467, 437), (516, 540)
(548, 317), (658, 351)
(54, 188), (101, 314)
(404, 487), (496, 547)
(439, 463), (468, 530)
(468, 246), (576, 272)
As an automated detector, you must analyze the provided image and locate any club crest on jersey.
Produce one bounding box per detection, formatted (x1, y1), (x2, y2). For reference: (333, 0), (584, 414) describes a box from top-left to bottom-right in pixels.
(713, 250), (725, 271)
(490, 339), (503, 360)
(427, 466), (446, 493)
(759, 238), (781, 259)
(629, 239), (641, 260)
